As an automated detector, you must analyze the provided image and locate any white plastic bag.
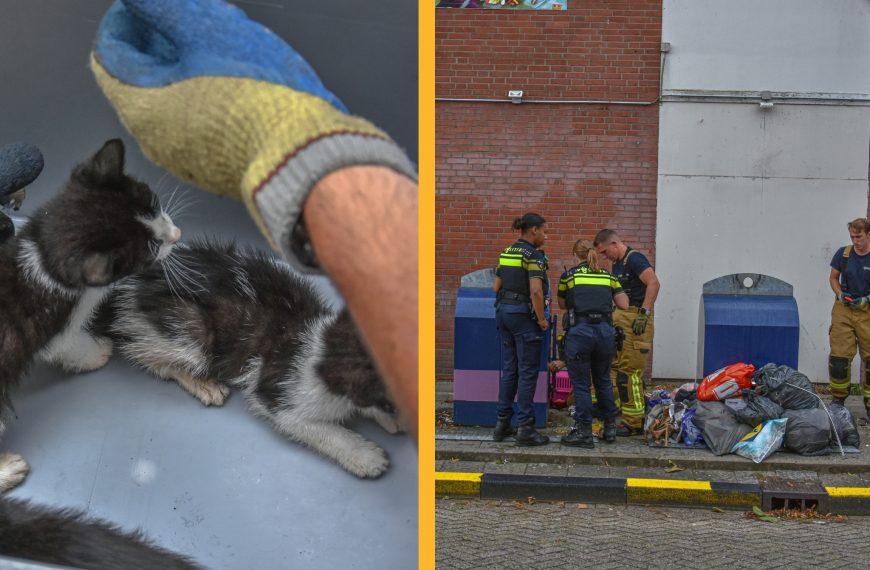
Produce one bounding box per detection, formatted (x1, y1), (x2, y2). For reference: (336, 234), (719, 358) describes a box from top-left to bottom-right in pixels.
(731, 418), (787, 463)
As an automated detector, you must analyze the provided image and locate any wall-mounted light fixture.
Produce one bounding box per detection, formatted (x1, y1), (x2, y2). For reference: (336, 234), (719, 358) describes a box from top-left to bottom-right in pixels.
(508, 90), (523, 104)
(759, 90), (774, 110)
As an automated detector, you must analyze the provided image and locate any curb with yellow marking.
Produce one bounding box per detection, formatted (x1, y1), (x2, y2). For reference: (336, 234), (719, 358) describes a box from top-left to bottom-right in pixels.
(825, 486), (870, 515)
(626, 477), (760, 508)
(435, 472), (482, 495)
(436, 472), (870, 513)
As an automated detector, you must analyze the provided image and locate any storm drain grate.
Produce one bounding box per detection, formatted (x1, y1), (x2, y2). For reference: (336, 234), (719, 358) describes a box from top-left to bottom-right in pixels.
(760, 477), (829, 513)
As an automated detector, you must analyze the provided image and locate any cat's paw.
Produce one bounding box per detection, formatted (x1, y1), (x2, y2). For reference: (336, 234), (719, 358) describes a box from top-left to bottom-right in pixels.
(339, 442), (389, 479)
(61, 336), (113, 373)
(363, 407), (404, 435)
(374, 413), (404, 435)
(182, 378), (230, 407)
(0, 453), (29, 493)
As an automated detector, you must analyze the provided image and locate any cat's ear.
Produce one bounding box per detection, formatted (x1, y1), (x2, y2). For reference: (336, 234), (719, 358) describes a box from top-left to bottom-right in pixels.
(75, 139), (126, 186)
(81, 252), (116, 286)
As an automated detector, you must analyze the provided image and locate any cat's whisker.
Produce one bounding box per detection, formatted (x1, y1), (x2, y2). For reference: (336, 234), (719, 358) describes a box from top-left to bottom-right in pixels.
(161, 258), (181, 300)
(170, 253), (208, 281)
(154, 172), (170, 195)
(164, 254), (204, 297)
(163, 182), (183, 214)
(164, 195), (199, 221)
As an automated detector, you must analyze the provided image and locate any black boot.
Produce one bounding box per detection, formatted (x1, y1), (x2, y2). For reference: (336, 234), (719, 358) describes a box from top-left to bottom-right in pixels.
(492, 416), (516, 442)
(561, 422), (594, 448)
(602, 417), (617, 443)
(515, 422), (549, 447)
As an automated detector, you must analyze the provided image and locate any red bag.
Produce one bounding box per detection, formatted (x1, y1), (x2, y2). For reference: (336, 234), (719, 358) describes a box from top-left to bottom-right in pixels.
(697, 363), (755, 401)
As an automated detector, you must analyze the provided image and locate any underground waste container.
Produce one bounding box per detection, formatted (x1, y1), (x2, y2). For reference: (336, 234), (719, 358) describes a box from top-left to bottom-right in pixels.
(699, 273), (799, 378)
(452, 268), (549, 427)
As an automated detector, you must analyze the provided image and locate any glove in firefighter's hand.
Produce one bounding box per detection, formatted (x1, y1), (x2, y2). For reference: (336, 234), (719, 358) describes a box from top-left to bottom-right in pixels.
(631, 311), (649, 336)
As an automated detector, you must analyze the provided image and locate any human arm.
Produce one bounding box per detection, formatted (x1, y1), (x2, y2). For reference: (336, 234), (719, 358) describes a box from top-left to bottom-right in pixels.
(305, 166), (417, 437)
(830, 268), (843, 297)
(557, 297), (567, 310)
(493, 275), (502, 295)
(529, 278), (548, 330)
(638, 267), (660, 312)
(614, 291), (629, 311)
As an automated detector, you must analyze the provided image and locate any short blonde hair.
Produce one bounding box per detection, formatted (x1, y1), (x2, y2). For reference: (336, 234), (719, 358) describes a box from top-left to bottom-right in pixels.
(848, 218), (870, 234)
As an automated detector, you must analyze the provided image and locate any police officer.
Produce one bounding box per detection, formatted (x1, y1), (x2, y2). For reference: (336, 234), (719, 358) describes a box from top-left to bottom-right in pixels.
(828, 217), (870, 417)
(593, 229), (660, 436)
(492, 213), (550, 446)
(558, 239), (629, 447)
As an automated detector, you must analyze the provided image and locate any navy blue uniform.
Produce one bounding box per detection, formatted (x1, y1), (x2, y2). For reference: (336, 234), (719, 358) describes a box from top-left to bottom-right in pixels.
(558, 263), (623, 426)
(611, 247), (652, 307)
(495, 239), (547, 425)
(831, 246), (870, 297)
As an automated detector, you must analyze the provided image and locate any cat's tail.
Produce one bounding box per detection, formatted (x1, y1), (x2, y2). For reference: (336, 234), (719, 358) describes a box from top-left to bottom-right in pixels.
(0, 497), (202, 569)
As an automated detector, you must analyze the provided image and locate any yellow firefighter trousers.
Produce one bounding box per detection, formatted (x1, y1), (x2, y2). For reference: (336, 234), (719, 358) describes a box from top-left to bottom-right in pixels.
(590, 306), (654, 430)
(829, 301), (870, 414)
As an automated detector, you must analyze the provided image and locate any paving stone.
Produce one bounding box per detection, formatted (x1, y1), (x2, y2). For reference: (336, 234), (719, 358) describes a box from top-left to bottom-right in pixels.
(524, 463), (570, 477)
(436, 500), (870, 570)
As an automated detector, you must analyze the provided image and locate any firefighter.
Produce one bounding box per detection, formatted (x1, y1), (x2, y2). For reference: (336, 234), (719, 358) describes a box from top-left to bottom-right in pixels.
(828, 217), (870, 417)
(492, 213), (550, 446)
(593, 229), (660, 436)
(557, 239), (629, 447)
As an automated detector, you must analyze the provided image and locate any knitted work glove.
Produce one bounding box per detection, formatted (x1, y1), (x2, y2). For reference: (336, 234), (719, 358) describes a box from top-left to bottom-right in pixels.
(90, 0), (416, 269)
(631, 311), (649, 336)
(836, 292), (849, 305)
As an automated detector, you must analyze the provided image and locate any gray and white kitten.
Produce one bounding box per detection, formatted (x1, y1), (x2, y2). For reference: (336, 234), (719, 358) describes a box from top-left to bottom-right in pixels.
(93, 240), (401, 478)
(0, 139), (180, 493)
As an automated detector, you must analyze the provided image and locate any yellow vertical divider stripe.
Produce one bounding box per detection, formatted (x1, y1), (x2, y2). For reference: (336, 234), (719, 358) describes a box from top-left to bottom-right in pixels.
(418, 2), (435, 570)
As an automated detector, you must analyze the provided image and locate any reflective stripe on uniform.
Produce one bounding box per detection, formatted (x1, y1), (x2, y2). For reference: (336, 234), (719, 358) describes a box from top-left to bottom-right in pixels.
(498, 254), (523, 267)
(571, 274), (614, 286)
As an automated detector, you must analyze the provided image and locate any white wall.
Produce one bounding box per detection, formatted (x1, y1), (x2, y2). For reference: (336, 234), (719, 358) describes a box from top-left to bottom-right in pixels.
(655, 0), (870, 382)
(662, 0), (870, 94)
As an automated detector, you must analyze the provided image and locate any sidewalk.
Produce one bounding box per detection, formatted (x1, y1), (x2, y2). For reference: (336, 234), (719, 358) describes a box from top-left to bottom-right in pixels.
(435, 381), (870, 514)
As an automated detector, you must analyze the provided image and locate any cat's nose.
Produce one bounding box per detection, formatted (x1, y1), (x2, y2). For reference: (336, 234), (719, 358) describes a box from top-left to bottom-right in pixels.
(168, 226), (181, 244)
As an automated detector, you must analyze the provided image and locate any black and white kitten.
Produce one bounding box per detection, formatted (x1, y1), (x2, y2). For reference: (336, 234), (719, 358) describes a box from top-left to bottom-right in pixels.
(0, 139), (180, 492)
(94, 240), (401, 478)
(0, 497), (201, 569)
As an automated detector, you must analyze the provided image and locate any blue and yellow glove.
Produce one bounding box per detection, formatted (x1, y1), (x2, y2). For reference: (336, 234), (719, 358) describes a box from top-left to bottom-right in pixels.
(91, 0), (416, 267)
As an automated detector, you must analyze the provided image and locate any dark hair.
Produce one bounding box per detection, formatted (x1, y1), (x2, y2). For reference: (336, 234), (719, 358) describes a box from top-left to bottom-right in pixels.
(512, 213), (546, 232)
(593, 228), (619, 247)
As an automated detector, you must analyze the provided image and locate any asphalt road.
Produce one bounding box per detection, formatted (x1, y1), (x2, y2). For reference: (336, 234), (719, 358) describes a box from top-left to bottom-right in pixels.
(436, 498), (870, 569)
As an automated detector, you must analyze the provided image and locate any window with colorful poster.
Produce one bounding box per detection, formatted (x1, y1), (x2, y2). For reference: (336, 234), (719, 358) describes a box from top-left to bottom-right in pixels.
(436, 0), (567, 10)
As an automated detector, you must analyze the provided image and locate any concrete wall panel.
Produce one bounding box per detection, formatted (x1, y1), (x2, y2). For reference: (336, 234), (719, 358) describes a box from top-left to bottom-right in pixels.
(660, 104), (870, 180)
(654, 173), (870, 382)
(663, 0), (870, 94)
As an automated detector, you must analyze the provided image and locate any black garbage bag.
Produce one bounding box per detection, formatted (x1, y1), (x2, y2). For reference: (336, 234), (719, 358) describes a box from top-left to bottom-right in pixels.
(753, 363), (819, 410)
(828, 402), (860, 448)
(692, 400), (753, 456)
(730, 389), (784, 427)
(782, 409), (830, 455)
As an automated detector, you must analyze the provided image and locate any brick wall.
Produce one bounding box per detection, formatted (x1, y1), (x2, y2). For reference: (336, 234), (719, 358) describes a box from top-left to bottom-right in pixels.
(435, 1), (663, 381)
